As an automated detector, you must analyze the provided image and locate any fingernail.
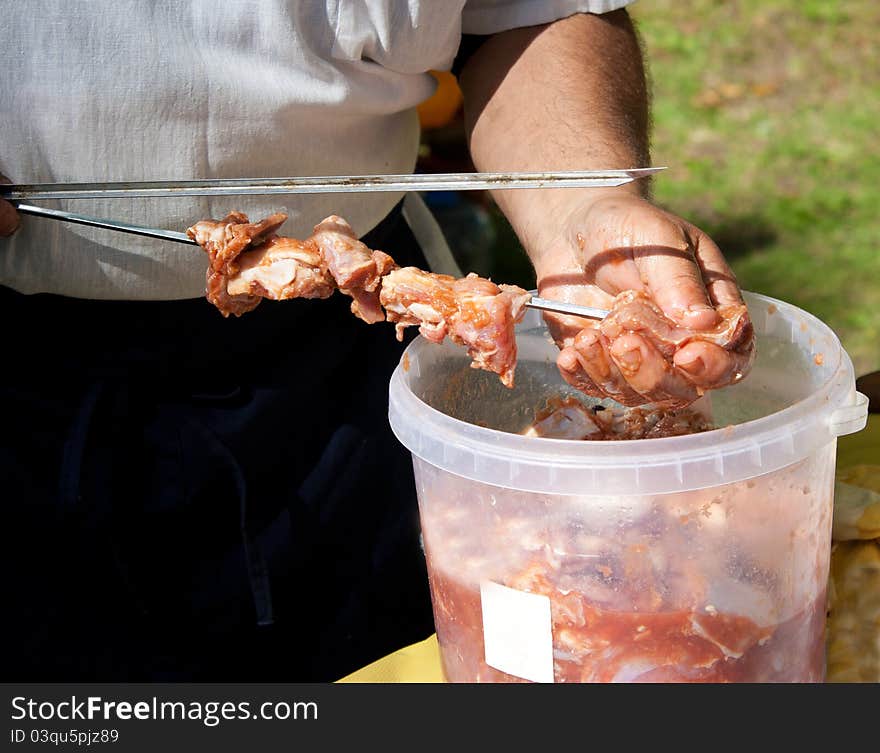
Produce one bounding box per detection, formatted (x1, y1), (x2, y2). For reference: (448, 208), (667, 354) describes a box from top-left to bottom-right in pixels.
(669, 303), (708, 319)
(686, 304), (718, 317)
(575, 329), (599, 350)
(615, 346), (642, 371)
(680, 305), (719, 328)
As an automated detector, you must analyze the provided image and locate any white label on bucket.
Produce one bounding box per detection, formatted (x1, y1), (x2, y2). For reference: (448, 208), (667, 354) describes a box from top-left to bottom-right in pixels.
(480, 580), (554, 683)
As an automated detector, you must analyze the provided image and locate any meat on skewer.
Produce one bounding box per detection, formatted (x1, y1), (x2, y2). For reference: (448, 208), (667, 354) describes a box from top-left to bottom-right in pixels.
(186, 211), (530, 387)
(310, 215), (397, 324)
(187, 211), (756, 403)
(187, 211), (334, 317)
(380, 267), (529, 388)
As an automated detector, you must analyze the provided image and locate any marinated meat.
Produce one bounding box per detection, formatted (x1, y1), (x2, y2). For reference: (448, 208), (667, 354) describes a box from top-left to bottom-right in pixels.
(187, 211), (530, 387)
(310, 215), (397, 324)
(187, 211), (290, 317)
(416, 454), (832, 683)
(557, 290), (756, 408)
(205, 268), (262, 318)
(378, 267), (457, 343)
(604, 290), (753, 357)
(226, 236), (335, 302)
(523, 395), (714, 440)
(380, 268), (529, 388)
(452, 276), (531, 388)
(188, 211), (755, 403)
(187, 211), (287, 273)
(523, 397), (608, 440)
(429, 563), (825, 683)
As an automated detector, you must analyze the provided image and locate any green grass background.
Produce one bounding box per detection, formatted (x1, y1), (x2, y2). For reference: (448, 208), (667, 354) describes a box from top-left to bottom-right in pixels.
(459, 0), (878, 376)
(634, 0), (879, 375)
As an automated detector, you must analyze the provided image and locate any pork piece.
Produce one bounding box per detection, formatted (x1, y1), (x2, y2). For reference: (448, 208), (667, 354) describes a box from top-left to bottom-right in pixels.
(205, 269), (262, 318)
(188, 211), (287, 273)
(187, 211), (296, 317)
(310, 215), (397, 324)
(188, 211), (525, 386)
(602, 290), (754, 366)
(522, 395), (714, 441)
(379, 268), (456, 342)
(380, 268), (530, 387)
(429, 563), (821, 682)
(557, 290), (756, 407)
(226, 236), (335, 302)
(523, 396), (609, 440)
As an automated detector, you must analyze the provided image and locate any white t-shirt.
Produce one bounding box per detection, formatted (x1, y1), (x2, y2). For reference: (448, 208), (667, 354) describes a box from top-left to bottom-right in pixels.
(0, 0), (633, 299)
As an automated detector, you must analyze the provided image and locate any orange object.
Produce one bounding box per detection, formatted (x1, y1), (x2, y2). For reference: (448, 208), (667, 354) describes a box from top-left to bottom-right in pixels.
(418, 71), (463, 130)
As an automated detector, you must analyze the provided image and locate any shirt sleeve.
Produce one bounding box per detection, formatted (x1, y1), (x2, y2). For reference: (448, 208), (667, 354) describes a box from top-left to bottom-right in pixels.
(461, 0), (637, 36)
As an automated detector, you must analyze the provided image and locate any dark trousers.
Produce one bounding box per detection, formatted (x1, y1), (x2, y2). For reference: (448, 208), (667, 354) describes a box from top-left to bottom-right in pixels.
(3, 205), (435, 681)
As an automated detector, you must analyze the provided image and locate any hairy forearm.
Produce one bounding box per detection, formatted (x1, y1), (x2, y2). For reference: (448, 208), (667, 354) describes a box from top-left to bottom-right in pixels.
(459, 9), (650, 255)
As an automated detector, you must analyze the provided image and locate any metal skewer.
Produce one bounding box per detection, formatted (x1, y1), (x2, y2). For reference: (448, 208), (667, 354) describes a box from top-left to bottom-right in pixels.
(15, 203), (193, 244)
(13, 204), (610, 321)
(1, 168), (663, 201)
(524, 297), (609, 320)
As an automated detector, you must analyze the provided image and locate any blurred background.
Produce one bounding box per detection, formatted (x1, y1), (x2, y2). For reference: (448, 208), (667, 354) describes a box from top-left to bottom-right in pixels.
(416, 0), (879, 377)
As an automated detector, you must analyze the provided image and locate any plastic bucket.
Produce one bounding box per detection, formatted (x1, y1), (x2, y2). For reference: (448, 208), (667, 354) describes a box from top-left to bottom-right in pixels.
(389, 291), (868, 682)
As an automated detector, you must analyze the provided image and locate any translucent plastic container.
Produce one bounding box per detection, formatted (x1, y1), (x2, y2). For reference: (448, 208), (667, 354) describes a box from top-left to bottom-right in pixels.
(389, 292), (868, 683)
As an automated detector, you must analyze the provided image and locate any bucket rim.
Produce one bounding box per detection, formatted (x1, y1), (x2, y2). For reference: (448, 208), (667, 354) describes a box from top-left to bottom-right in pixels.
(388, 291), (860, 490)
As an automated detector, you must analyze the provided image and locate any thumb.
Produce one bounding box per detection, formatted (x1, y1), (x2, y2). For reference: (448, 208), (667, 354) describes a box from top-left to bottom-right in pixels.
(0, 200), (20, 237)
(0, 176), (20, 236)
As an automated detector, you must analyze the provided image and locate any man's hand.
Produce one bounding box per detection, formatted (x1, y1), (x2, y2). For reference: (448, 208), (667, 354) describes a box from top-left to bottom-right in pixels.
(458, 9), (753, 405)
(0, 175), (20, 236)
(535, 191), (753, 405)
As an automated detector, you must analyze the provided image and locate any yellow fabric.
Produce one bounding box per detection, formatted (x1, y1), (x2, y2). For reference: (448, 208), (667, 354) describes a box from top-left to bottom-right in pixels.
(827, 540), (880, 682)
(837, 413), (880, 470)
(826, 414), (880, 682)
(339, 416), (880, 683)
(834, 473), (880, 540)
(338, 634), (444, 683)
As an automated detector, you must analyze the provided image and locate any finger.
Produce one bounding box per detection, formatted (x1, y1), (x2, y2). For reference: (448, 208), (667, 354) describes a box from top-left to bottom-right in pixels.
(579, 240), (645, 296)
(631, 216), (718, 330)
(557, 346), (603, 399)
(609, 332), (700, 407)
(599, 291), (683, 360)
(544, 313), (582, 349)
(673, 340), (755, 390)
(538, 278), (615, 347)
(0, 199), (20, 237)
(575, 218), (647, 296)
(0, 176), (20, 237)
(689, 228), (745, 309)
(570, 327), (644, 405)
